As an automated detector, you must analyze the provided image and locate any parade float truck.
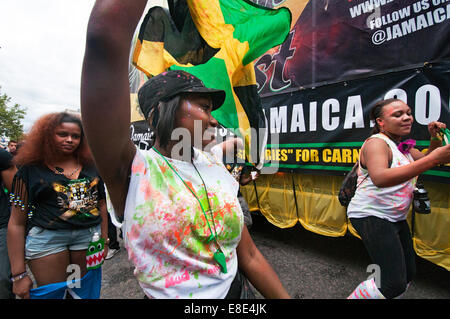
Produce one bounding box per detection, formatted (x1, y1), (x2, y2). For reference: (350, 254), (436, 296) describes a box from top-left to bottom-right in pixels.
(129, 0), (450, 271)
(239, 0), (450, 271)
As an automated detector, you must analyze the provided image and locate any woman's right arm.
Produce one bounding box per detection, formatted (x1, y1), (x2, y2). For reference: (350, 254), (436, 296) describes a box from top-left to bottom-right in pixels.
(237, 226), (290, 299)
(7, 205), (33, 299)
(362, 138), (450, 187)
(80, 0), (148, 215)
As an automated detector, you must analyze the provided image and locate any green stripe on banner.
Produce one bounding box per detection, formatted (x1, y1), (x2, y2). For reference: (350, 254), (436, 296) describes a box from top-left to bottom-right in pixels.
(267, 140), (432, 148)
(264, 163), (351, 171)
(263, 163), (450, 177)
(422, 170), (450, 178)
(219, 0), (291, 65)
(171, 58), (240, 131)
(415, 140), (431, 146)
(267, 142), (364, 148)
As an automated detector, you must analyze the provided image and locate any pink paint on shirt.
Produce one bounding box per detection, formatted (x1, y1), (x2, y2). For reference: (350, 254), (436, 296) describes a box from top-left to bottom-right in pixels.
(165, 270), (190, 288)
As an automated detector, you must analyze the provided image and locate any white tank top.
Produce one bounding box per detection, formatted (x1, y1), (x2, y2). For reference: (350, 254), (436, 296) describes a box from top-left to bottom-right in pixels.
(347, 133), (416, 222)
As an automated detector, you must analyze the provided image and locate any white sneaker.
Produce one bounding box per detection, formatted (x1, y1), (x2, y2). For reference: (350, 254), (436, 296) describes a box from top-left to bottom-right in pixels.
(105, 248), (120, 260)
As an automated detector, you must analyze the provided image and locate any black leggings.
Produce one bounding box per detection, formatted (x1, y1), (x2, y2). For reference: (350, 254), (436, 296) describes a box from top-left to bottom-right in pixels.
(350, 216), (416, 299)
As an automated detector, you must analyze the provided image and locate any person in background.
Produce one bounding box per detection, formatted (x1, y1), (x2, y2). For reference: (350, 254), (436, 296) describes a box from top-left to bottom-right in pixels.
(7, 112), (108, 299)
(7, 141), (18, 157)
(80, 1), (289, 299)
(105, 213), (120, 260)
(0, 139), (7, 150)
(0, 148), (17, 299)
(347, 98), (450, 299)
(219, 137), (259, 228)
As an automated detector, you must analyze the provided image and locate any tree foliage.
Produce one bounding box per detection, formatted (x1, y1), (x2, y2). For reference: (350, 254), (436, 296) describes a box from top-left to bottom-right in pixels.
(0, 86), (26, 141)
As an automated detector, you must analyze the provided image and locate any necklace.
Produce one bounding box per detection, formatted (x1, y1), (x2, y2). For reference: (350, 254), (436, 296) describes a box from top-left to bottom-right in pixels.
(50, 164), (81, 178)
(380, 131), (400, 144)
(379, 132), (413, 163)
(152, 146), (227, 274)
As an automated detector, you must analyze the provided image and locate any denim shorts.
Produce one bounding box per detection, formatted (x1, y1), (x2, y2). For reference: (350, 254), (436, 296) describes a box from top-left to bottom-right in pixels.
(25, 225), (101, 260)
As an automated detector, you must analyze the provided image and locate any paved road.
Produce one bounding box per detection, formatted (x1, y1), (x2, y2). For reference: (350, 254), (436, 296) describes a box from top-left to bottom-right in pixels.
(101, 213), (450, 299)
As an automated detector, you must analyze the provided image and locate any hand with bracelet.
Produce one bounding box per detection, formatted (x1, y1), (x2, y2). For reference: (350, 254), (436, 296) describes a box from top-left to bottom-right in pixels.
(428, 121), (446, 144)
(10, 270), (33, 299)
(424, 121), (450, 164)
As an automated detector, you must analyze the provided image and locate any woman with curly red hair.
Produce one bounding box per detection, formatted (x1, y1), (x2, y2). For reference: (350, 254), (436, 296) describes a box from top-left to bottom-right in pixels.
(7, 112), (108, 299)
(13, 112), (93, 168)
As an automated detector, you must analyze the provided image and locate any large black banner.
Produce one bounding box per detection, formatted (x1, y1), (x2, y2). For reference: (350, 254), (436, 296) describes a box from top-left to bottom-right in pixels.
(130, 0), (450, 182)
(254, 0), (450, 93)
(261, 60), (450, 182)
(250, 0), (450, 182)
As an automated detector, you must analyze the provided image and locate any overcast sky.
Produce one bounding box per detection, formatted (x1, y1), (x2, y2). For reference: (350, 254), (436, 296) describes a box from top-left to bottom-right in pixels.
(0, 0), (165, 133)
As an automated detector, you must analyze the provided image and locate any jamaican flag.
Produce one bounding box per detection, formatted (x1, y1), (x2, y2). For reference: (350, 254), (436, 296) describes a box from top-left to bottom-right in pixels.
(132, 0), (291, 168)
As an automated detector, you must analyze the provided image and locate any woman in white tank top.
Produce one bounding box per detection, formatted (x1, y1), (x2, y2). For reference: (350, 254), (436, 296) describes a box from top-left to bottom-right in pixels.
(347, 98), (450, 299)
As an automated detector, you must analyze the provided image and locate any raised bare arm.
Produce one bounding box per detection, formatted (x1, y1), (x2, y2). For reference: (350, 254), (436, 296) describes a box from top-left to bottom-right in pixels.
(80, 0), (148, 215)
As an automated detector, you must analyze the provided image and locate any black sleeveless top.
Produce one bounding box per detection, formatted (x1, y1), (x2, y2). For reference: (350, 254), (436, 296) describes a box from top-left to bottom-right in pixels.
(11, 163), (105, 232)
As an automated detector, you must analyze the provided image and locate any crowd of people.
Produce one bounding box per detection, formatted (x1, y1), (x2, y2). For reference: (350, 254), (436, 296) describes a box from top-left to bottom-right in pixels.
(1, 1), (450, 300)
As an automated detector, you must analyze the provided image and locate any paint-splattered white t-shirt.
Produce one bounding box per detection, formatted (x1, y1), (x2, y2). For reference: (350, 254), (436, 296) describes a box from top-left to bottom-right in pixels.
(121, 146), (244, 298)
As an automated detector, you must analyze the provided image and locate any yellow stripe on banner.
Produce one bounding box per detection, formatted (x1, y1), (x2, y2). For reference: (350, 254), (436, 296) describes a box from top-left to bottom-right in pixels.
(275, 0), (309, 29)
(215, 44), (251, 126)
(233, 64), (257, 87)
(130, 93), (145, 122)
(408, 181), (450, 270)
(132, 38), (142, 65)
(242, 173), (450, 271)
(133, 40), (195, 77)
(187, 0), (228, 48)
(133, 40), (164, 76)
(133, 40), (187, 76)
